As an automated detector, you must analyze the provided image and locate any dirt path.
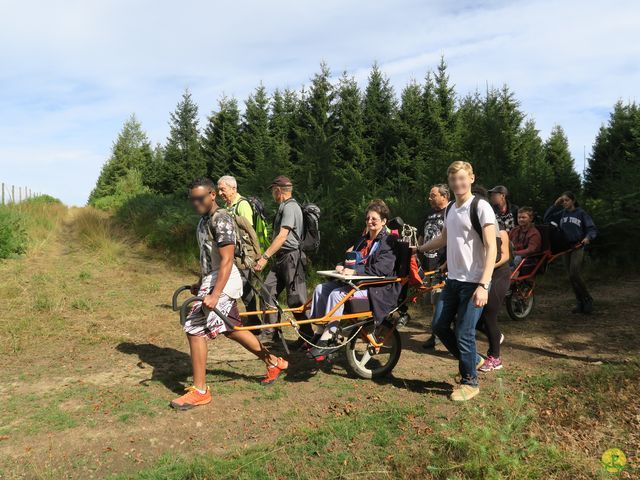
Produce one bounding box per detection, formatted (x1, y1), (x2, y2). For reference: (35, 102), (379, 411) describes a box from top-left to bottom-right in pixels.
(0, 209), (638, 479)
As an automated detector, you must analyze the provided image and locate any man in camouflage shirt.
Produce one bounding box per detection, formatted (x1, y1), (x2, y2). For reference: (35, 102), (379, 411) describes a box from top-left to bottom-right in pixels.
(170, 178), (288, 411)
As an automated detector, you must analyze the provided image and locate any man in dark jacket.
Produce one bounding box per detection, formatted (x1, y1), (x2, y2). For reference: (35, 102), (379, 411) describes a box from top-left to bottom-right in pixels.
(488, 185), (519, 232)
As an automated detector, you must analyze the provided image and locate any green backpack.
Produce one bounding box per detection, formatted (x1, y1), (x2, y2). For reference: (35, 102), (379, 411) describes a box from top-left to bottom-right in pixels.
(233, 196), (270, 254)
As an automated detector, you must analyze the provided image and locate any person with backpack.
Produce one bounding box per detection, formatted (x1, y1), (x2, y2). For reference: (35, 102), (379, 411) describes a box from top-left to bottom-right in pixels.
(416, 161), (497, 402)
(306, 199), (401, 360)
(488, 185), (519, 232)
(543, 191), (597, 314)
(217, 175), (263, 331)
(170, 178), (288, 410)
(468, 185), (508, 371)
(475, 215), (511, 373)
(255, 176), (314, 343)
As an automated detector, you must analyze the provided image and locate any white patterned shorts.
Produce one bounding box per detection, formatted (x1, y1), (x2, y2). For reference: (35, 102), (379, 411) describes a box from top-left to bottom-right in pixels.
(182, 282), (241, 339)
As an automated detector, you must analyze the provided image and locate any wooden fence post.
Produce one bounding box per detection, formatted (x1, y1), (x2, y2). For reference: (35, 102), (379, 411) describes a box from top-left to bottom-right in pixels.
(0, 184), (47, 204)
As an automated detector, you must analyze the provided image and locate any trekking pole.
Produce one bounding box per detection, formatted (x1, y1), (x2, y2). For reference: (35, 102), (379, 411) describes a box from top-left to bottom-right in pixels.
(238, 267), (298, 354)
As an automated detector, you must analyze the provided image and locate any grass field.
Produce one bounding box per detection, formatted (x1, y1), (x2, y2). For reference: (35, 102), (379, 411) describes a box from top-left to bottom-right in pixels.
(0, 206), (638, 479)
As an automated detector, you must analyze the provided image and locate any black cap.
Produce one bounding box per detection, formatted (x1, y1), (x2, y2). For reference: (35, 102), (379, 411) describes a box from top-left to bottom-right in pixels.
(488, 185), (508, 196)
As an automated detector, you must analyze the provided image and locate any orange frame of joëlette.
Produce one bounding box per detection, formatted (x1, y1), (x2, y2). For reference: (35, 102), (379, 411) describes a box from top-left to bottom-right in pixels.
(510, 244), (582, 283)
(233, 271), (446, 333)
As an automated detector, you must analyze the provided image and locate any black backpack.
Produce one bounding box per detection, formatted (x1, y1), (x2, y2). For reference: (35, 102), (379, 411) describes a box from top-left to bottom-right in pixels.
(282, 199), (321, 254)
(445, 197), (502, 263)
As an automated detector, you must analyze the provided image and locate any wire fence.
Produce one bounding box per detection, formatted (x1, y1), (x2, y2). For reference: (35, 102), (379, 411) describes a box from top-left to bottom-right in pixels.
(1, 182), (43, 205)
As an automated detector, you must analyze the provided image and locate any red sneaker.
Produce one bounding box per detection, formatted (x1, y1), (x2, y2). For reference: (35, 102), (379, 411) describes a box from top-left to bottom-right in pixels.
(261, 357), (288, 385)
(170, 386), (212, 410)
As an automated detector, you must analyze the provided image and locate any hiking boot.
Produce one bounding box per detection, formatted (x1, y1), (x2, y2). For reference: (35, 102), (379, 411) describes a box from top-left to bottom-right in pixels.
(170, 386), (212, 410)
(478, 356), (503, 372)
(261, 357), (288, 385)
(571, 301), (584, 314)
(450, 384), (480, 402)
(307, 339), (330, 361)
(582, 297), (594, 315)
(422, 335), (439, 349)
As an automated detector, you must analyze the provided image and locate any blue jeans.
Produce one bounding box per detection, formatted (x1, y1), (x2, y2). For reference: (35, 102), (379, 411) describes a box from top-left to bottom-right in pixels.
(432, 279), (484, 387)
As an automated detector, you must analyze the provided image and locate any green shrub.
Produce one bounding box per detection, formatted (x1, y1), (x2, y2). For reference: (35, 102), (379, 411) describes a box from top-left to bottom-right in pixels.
(0, 196), (66, 259)
(92, 169), (151, 211)
(0, 207), (28, 258)
(22, 194), (62, 205)
(115, 193), (199, 265)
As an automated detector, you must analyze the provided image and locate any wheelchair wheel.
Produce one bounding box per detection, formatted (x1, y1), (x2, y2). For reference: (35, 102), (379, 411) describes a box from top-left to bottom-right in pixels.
(344, 323), (401, 379)
(506, 281), (535, 320)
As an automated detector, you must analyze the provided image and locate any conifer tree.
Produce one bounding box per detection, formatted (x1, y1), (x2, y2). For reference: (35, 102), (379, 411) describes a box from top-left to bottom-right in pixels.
(330, 73), (369, 248)
(238, 85), (272, 192)
(268, 88), (297, 178)
(202, 96), (242, 183)
(89, 114), (153, 204)
(294, 62), (336, 199)
(362, 63), (398, 191)
(392, 81), (423, 210)
(158, 89), (206, 194)
(544, 125), (582, 194)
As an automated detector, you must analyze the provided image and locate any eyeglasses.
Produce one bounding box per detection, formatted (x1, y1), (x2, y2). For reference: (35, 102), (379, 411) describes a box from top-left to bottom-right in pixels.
(188, 192), (211, 203)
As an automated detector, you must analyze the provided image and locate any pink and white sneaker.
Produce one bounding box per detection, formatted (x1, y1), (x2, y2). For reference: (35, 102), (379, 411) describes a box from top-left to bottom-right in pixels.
(478, 356), (503, 372)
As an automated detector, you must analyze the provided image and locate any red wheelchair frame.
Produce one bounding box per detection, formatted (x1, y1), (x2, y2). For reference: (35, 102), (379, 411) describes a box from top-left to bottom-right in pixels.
(506, 240), (582, 320)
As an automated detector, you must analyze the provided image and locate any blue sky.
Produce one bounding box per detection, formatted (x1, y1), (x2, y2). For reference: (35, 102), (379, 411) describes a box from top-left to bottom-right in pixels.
(1, 0), (638, 206)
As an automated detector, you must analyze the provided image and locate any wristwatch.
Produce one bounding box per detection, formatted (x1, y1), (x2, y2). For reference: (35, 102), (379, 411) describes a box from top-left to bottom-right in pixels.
(480, 282), (490, 290)
(261, 252), (270, 261)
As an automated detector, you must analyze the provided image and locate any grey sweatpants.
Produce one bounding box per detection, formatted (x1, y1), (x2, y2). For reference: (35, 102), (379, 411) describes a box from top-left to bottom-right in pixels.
(563, 248), (591, 302)
(259, 249), (310, 335)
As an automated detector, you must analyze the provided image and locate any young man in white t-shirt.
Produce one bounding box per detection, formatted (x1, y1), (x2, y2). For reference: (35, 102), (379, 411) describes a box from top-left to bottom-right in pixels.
(170, 178), (288, 411)
(416, 161), (497, 401)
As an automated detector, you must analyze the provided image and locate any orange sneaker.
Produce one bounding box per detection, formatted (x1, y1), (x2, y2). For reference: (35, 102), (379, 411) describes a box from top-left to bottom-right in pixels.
(170, 386), (212, 410)
(261, 357), (288, 385)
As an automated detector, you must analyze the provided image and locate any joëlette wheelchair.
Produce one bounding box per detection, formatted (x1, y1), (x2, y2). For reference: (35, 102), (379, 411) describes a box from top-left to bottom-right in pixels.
(171, 218), (445, 380)
(506, 224), (583, 320)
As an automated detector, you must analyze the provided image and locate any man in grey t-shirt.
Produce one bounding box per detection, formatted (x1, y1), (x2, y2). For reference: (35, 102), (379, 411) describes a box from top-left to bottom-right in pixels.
(274, 196), (304, 251)
(254, 176), (312, 343)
